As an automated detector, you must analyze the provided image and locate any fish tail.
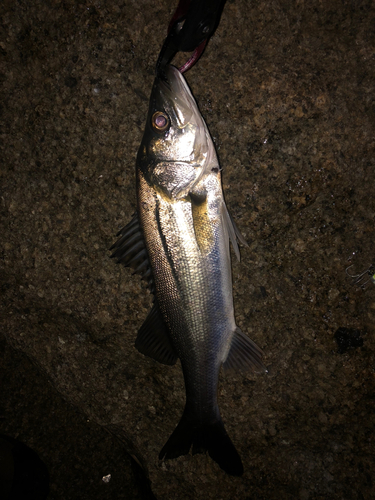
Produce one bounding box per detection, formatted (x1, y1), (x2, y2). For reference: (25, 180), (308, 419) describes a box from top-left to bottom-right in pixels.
(159, 409), (244, 476)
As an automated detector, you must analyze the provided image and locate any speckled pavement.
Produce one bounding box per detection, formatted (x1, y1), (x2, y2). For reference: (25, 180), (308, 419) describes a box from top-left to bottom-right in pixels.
(1, 1), (374, 498)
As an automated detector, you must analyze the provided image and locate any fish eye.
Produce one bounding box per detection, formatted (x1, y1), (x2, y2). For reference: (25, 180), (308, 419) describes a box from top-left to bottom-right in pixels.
(152, 111), (169, 132)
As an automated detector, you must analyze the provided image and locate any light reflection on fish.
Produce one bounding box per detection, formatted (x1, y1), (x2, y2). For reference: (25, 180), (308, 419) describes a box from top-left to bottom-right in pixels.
(111, 65), (264, 475)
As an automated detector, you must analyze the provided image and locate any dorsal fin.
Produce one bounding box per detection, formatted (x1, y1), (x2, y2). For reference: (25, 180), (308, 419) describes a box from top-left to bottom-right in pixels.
(110, 212), (154, 290)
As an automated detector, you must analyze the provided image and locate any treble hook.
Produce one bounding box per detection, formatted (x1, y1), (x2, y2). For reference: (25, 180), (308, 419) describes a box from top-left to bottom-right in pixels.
(346, 264), (375, 289)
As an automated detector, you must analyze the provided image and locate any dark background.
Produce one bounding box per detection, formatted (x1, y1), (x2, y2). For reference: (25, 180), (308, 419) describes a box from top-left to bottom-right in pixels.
(1, 0), (374, 498)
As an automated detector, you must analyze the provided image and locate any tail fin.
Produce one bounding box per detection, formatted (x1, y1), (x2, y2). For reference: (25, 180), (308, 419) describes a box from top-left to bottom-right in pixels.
(159, 410), (244, 476)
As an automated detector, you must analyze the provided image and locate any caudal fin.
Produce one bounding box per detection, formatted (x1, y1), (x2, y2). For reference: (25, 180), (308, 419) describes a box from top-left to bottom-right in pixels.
(159, 410), (244, 476)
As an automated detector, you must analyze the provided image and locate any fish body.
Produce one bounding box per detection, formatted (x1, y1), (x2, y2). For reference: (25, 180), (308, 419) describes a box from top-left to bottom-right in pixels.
(111, 65), (263, 475)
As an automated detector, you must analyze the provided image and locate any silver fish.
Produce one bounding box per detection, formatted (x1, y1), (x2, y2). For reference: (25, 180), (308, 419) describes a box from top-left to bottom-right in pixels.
(111, 65), (264, 475)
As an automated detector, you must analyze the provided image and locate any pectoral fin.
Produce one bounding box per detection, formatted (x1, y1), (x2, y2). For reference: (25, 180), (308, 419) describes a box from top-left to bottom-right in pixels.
(223, 327), (265, 372)
(221, 205), (248, 261)
(135, 301), (178, 366)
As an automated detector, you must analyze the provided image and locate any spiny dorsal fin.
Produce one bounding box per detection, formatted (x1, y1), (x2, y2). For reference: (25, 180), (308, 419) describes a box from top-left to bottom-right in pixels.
(135, 301), (178, 366)
(223, 327), (265, 372)
(110, 212), (153, 290)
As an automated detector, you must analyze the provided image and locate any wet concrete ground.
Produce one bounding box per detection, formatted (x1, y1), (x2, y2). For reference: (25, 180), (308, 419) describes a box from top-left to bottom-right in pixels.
(1, 0), (374, 498)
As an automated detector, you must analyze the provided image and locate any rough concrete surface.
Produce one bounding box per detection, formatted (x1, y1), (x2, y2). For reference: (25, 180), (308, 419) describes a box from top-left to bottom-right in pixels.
(1, 0), (374, 498)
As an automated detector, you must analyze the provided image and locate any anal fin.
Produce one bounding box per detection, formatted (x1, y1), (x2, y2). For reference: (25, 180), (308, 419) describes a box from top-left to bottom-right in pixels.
(223, 327), (265, 372)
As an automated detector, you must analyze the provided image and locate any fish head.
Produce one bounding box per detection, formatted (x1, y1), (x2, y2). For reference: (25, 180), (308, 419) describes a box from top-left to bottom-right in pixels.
(137, 65), (218, 200)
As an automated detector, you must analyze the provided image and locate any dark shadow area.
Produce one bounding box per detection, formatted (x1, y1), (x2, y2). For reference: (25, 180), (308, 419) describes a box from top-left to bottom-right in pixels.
(0, 335), (156, 500)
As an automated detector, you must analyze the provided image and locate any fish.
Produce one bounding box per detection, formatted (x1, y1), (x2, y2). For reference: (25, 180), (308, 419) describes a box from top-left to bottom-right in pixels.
(111, 65), (264, 476)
